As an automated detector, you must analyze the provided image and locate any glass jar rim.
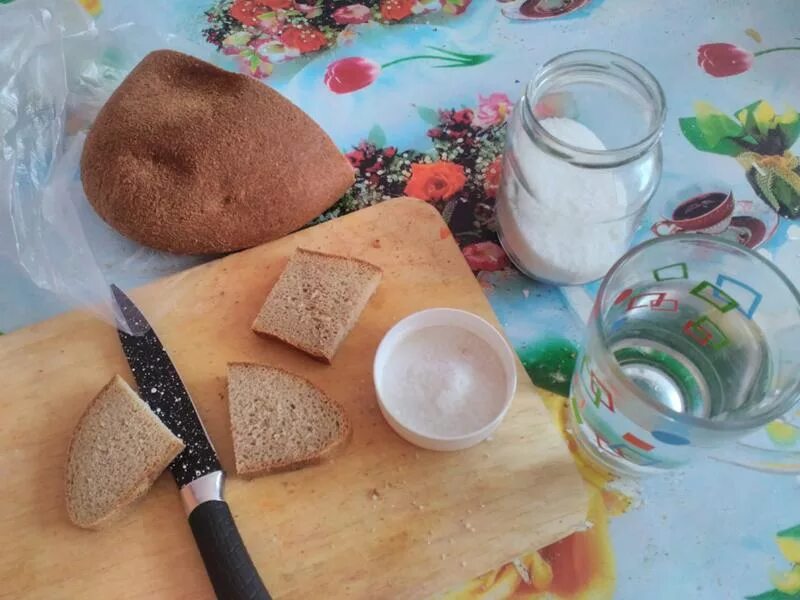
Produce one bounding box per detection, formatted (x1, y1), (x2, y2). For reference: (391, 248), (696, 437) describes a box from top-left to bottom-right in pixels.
(524, 50), (667, 168)
(591, 233), (800, 433)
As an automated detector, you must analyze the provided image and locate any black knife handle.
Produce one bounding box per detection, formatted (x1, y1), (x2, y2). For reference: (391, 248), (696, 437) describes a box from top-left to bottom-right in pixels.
(188, 500), (272, 600)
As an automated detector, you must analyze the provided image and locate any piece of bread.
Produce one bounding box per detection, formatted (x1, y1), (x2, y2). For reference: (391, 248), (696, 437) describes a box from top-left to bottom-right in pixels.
(80, 49), (354, 254)
(227, 363), (351, 477)
(65, 375), (184, 529)
(252, 248), (382, 363)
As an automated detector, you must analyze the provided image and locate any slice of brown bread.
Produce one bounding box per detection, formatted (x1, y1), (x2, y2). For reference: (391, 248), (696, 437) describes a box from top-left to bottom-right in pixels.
(80, 49), (354, 254)
(228, 363), (351, 477)
(65, 375), (184, 529)
(252, 248), (382, 363)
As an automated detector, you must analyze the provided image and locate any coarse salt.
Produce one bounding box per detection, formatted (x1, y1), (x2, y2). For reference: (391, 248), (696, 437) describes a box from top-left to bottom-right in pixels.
(497, 117), (630, 284)
(379, 326), (507, 438)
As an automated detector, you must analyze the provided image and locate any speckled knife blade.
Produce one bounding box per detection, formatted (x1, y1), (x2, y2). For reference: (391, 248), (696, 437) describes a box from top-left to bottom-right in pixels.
(111, 285), (221, 488)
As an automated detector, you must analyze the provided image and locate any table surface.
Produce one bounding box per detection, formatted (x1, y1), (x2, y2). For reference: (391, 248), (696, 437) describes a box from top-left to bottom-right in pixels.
(2, 1), (800, 598)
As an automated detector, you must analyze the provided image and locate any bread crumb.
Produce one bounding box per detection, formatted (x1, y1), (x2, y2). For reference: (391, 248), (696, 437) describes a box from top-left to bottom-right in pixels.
(440, 553), (447, 560)
(461, 560), (467, 567)
(371, 239), (382, 249)
(369, 488), (381, 500)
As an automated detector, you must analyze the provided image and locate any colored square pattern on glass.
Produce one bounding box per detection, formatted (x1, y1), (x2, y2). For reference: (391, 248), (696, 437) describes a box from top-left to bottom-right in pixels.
(683, 315), (730, 350)
(690, 281), (739, 313)
(627, 292), (679, 312)
(652, 262), (689, 281)
(623, 432), (654, 451)
(590, 371), (615, 412)
(595, 433), (625, 457)
(571, 396), (584, 424)
(715, 275), (763, 319)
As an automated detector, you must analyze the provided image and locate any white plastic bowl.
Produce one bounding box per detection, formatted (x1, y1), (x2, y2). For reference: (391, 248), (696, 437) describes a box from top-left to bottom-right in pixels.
(373, 308), (517, 451)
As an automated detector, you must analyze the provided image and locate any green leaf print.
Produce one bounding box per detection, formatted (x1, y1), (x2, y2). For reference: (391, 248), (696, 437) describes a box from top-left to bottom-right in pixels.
(679, 117), (745, 157)
(416, 106), (440, 125)
(746, 590), (798, 600)
(695, 101), (745, 148)
(367, 125), (386, 148)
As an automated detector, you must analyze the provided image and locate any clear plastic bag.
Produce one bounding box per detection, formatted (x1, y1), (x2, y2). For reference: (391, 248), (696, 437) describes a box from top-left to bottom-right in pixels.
(0, 0), (212, 329)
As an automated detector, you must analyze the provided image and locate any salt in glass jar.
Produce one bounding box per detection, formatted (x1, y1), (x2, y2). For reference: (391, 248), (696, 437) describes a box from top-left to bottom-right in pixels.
(495, 50), (666, 285)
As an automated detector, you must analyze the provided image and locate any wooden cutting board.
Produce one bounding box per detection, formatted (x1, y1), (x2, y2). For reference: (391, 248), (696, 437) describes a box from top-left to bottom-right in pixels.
(0, 198), (588, 599)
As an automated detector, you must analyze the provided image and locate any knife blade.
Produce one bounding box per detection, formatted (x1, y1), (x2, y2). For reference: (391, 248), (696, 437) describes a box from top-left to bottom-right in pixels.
(111, 284), (271, 600)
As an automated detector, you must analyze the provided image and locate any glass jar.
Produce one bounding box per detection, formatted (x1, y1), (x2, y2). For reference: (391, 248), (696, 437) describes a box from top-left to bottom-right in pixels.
(496, 50), (666, 285)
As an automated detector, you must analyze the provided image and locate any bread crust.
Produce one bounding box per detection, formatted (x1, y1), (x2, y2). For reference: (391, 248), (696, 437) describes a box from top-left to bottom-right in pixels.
(80, 50), (354, 255)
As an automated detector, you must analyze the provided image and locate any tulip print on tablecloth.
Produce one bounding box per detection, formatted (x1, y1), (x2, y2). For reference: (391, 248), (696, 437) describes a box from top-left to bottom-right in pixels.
(324, 47), (492, 94)
(697, 40), (800, 78)
(680, 100), (800, 219)
(203, 0), (473, 79)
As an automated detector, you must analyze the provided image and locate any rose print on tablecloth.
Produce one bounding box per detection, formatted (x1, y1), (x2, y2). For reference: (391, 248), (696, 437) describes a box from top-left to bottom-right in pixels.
(462, 242), (509, 271)
(474, 93), (513, 127)
(312, 93), (514, 273)
(332, 3), (372, 23)
(203, 0), (474, 79)
(323, 47), (493, 94)
(404, 161), (467, 201)
(697, 41), (800, 78)
(680, 100), (800, 219)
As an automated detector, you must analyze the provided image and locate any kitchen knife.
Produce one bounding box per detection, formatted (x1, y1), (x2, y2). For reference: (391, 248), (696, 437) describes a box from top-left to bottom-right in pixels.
(111, 285), (271, 600)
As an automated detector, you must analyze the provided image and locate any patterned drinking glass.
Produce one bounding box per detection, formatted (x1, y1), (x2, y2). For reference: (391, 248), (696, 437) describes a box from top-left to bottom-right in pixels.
(568, 234), (800, 475)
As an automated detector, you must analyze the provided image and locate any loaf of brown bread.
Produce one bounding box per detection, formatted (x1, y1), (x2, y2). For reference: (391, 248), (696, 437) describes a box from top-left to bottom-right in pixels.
(80, 49), (353, 254)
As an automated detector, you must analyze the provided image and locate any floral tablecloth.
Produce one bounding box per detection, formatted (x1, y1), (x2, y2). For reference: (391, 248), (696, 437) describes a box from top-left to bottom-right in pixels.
(3, 0), (800, 598)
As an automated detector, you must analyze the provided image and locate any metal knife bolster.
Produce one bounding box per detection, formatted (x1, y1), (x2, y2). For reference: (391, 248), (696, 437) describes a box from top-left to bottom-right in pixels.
(180, 471), (225, 516)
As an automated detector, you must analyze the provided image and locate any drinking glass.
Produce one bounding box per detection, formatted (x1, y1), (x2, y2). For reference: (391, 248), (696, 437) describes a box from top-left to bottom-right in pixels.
(568, 235), (800, 475)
